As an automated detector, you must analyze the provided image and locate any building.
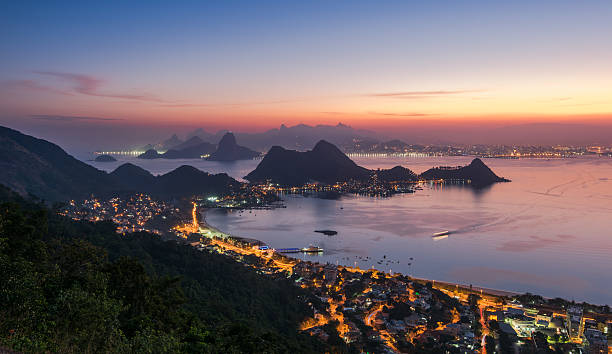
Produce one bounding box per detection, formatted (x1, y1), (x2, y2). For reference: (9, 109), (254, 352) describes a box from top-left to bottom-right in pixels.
(584, 328), (608, 353)
(566, 306), (584, 341)
(323, 263), (338, 285)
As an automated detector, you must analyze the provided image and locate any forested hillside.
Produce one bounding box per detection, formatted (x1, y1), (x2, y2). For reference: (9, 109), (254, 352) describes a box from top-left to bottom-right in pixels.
(0, 185), (327, 353)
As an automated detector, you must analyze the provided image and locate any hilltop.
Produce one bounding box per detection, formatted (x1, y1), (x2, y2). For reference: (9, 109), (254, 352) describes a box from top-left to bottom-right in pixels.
(420, 158), (510, 187)
(0, 126), (241, 201)
(246, 140), (507, 187)
(0, 126), (117, 201)
(245, 140), (372, 185)
(207, 132), (260, 161)
(94, 154), (117, 162)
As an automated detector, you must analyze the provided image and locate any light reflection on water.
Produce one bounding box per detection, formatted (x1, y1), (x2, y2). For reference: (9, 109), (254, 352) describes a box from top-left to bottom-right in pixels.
(207, 156), (612, 305)
(89, 155), (612, 304)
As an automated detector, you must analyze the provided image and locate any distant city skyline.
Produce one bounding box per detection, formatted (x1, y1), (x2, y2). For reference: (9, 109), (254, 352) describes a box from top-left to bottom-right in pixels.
(1, 1), (611, 149)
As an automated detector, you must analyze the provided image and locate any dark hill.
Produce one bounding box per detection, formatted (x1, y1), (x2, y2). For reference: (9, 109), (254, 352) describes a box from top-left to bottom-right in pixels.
(94, 154), (117, 162)
(207, 132), (259, 161)
(0, 126), (116, 201)
(162, 142), (216, 159)
(375, 166), (417, 182)
(419, 158), (509, 187)
(156, 165), (240, 196)
(245, 140), (371, 185)
(109, 163), (239, 197)
(138, 148), (162, 159)
(0, 126), (243, 201)
(109, 163), (156, 191)
(246, 141), (506, 187)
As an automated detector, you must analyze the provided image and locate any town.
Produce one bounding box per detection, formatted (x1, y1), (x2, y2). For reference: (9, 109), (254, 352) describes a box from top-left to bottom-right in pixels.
(342, 141), (612, 159)
(59, 194), (612, 353)
(184, 211), (612, 353)
(58, 194), (181, 235)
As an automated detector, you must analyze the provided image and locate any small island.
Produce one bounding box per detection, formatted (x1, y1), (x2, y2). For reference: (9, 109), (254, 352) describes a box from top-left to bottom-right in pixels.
(314, 229), (338, 236)
(94, 154), (117, 162)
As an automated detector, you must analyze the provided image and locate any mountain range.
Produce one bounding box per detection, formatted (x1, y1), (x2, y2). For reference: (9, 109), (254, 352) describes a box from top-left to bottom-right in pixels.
(0, 126), (508, 202)
(111, 163), (240, 197)
(147, 123), (378, 153)
(0, 126), (240, 201)
(139, 132), (258, 161)
(246, 140), (508, 187)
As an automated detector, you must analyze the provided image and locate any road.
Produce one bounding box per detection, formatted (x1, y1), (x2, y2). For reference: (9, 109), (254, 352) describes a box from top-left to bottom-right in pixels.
(365, 305), (383, 327)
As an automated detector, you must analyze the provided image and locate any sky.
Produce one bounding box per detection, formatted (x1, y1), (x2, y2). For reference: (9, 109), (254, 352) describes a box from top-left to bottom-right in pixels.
(1, 0), (612, 148)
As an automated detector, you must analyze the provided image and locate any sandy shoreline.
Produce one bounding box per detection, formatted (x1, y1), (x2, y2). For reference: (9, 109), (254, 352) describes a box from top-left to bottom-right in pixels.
(198, 207), (522, 301)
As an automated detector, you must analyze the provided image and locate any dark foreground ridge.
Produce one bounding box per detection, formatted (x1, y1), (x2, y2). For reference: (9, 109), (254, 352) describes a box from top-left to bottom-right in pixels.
(0, 126), (240, 201)
(245, 140), (508, 187)
(0, 185), (327, 353)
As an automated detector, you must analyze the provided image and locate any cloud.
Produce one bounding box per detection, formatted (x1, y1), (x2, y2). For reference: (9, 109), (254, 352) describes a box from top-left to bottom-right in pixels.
(1, 79), (73, 96)
(33, 71), (164, 102)
(160, 98), (306, 108)
(365, 90), (483, 99)
(31, 114), (123, 122)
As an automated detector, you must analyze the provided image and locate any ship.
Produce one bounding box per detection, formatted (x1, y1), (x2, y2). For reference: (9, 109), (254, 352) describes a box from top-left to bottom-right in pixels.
(432, 230), (451, 238)
(301, 245), (324, 253)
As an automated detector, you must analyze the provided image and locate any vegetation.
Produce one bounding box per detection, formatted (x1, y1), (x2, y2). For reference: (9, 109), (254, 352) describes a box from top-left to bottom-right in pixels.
(0, 186), (325, 353)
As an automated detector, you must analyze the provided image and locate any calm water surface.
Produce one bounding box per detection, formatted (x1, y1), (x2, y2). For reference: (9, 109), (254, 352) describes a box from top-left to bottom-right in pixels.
(90, 155), (612, 304)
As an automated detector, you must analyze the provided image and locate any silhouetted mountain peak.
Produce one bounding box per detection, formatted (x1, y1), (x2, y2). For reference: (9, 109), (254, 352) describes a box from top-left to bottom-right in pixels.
(375, 166), (417, 182)
(207, 132), (259, 161)
(138, 149), (161, 159)
(420, 158), (509, 187)
(312, 140), (340, 154)
(0, 126), (242, 200)
(94, 154), (116, 162)
(169, 165), (206, 176)
(246, 140), (371, 185)
(267, 145), (285, 154)
(111, 163), (154, 178)
(470, 158), (486, 167)
(218, 132), (237, 147)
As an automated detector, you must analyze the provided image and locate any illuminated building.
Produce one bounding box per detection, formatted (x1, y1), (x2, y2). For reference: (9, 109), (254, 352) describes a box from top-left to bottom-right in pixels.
(566, 305), (585, 342)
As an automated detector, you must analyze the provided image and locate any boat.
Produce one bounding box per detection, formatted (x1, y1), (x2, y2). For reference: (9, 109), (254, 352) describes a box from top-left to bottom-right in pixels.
(301, 245), (324, 253)
(432, 230), (451, 237)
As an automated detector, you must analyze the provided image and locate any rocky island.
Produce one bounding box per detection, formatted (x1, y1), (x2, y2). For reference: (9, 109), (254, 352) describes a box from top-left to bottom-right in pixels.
(420, 158), (510, 187)
(94, 154), (117, 162)
(245, 140), (508, 187)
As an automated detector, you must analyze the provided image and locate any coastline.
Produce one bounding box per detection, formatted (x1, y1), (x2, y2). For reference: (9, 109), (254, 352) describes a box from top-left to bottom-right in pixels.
(198, 206), (520, 302)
